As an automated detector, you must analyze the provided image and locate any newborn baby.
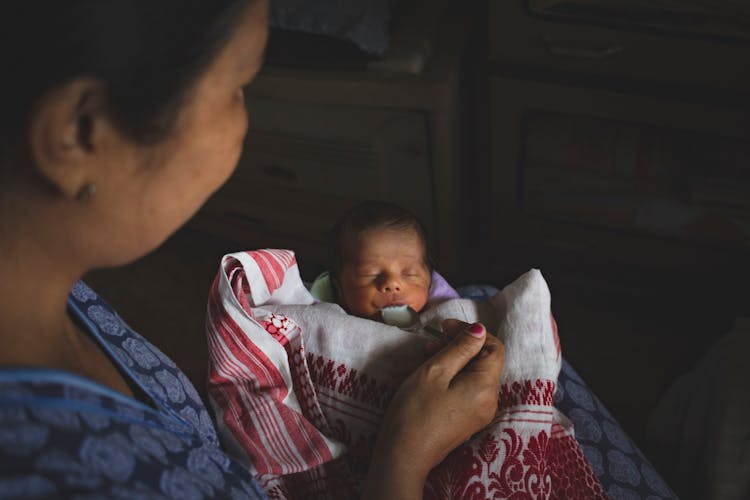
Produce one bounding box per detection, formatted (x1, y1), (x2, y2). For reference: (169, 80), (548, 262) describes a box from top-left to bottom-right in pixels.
(326, 200), (457, 328)
(206, 246), (607, 499)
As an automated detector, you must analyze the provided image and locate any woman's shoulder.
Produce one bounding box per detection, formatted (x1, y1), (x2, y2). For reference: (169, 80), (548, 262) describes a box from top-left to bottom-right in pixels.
(66, 281), (225, 443)
(0, 282), (268, 499)
(0, 368), (266, 498)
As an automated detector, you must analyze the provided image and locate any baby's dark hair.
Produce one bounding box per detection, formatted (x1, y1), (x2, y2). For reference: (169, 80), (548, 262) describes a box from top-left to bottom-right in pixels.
(329, 200), (433, 282)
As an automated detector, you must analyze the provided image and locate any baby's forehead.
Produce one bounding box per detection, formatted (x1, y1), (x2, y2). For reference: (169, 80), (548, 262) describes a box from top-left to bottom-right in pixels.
(334, 222), (429, 275)
(346, 226), (424, 253)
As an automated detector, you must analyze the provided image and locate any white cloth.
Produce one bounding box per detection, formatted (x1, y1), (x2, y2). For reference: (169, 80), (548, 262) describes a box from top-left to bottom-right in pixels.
(206, 249), (606, 499)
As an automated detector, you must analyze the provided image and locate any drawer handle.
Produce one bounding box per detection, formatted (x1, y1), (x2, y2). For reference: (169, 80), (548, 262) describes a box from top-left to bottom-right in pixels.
(543, 39), (624, 60)
(262, 164), (298, 182)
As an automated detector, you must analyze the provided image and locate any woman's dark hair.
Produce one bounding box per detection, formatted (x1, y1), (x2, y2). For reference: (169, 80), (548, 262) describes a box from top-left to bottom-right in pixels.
(0, 0), (248, 164)
(329, 200), (433, 281)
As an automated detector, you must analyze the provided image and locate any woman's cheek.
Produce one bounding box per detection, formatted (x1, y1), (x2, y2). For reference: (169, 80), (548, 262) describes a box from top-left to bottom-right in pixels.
(233, 94), (249, 140)
(225, 102), (249, 169)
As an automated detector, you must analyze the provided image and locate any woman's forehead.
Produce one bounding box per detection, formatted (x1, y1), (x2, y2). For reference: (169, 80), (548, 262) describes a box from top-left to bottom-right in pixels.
(207, 0), (269, 81)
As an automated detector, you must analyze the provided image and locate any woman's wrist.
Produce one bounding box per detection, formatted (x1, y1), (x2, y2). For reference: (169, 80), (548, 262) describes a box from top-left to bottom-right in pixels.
(363, 440), (427, 500)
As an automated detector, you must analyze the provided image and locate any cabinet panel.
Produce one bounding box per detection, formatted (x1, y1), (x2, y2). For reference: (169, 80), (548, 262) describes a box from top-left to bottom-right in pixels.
(526, 0), (750, 42)
(489, 1), (750, 93)
(191, 98), (434, 264)
(489, 76), (750, 283)
(523, 110), (750, 247)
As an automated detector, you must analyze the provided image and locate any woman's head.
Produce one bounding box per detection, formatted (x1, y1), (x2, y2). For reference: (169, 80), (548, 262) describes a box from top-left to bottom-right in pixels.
(330, 201), (433, 321)
(2, 1), (249, 160)
(0, 0), (268, 268)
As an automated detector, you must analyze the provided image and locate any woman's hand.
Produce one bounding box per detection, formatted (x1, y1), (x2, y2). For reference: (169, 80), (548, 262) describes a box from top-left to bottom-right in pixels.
(363, 320), (505, 499)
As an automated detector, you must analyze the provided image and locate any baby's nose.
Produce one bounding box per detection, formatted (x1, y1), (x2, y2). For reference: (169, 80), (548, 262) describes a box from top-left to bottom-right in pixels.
(379, 275), (402, 292)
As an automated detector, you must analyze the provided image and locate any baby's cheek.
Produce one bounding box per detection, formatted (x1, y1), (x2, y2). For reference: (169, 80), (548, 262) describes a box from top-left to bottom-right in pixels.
(350, 289), (378, 316)
(413, 289), (430, 312)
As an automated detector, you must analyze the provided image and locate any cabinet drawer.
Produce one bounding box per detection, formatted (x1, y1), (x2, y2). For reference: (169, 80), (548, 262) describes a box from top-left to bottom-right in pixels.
(489, 76), (750, 270)
(191, 98), (435, 261)
(489, 1), (750, 93)
(242, 98), (431, 223)
(191, 188), (352, 263)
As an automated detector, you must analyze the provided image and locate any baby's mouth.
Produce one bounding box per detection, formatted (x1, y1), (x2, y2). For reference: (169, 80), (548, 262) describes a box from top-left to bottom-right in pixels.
(380, 305), (418, 328)
(380, 293), (407, 308)
(382, 300), (406, 308)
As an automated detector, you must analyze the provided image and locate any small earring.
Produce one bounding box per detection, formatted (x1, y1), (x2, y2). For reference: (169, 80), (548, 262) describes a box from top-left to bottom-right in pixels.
(75, 183), (97, 201)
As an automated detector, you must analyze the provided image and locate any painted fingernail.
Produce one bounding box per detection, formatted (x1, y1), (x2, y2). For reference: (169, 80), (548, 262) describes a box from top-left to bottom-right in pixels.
(468, 323), (484, 337)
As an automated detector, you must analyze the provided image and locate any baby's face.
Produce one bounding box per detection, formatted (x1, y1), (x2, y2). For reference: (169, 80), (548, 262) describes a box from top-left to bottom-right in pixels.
(336, 227), (431, 322)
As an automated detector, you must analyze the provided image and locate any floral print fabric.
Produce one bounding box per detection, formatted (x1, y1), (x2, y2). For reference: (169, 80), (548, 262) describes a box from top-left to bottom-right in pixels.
(458, 284), (678, 500)
(0, 281), (266, 499)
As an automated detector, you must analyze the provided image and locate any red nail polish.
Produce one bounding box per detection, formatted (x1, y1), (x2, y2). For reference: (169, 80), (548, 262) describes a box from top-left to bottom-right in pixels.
(468, 323), (484, 337)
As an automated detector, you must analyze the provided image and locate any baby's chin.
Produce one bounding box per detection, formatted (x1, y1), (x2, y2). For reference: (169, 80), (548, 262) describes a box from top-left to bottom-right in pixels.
(345, 308), (383, 322)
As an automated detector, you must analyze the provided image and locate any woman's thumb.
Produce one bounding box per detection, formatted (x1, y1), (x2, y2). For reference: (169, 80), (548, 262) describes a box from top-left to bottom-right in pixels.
(433, 322), (486, 377)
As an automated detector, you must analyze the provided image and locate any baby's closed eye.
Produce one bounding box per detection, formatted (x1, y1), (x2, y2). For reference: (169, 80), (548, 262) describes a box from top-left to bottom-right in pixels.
(354, 272), (381, 284)
(402, 268), (425, 277)
(357, 271), (380, 278)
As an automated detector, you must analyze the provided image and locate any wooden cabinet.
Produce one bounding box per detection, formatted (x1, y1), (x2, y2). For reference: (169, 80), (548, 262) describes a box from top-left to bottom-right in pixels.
(192, 99), (434, 266)
(189, 5), (469, 277)
(484, 1), (750, 297)
(489, 0), (750, 95)
(479, 1), (750, 449)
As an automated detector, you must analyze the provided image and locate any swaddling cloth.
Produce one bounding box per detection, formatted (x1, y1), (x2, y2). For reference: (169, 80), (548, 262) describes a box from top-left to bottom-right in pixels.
(206, 249), (606, 499)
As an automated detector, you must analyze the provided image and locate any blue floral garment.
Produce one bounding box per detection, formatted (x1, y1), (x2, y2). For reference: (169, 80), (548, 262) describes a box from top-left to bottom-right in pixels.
(458, 284), (679, 500)
(0, 282), (267, 499)
(555, 360), (678, 500)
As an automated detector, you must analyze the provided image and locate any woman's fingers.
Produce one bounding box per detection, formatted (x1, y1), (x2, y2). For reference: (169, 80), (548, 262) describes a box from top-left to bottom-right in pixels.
(441, 319), (504, 375)
(426, 321), (488, 382)
(365, 320), (507, 497)
(425, 320), (505, 383)
(438, 321), (505, 424)
(464, 333), (505, 379)
(441, 318), (467, 340)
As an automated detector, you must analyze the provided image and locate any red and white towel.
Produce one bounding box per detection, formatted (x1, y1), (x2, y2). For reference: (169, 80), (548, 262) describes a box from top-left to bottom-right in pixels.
(206, 249), (607, 499)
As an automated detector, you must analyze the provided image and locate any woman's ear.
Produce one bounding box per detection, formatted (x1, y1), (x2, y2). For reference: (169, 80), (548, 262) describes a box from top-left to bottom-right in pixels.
(26, 78), (111, 198)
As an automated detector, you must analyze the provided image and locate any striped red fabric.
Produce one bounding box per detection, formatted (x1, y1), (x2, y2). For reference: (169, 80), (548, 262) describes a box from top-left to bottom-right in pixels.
(206, 252), (335, 480)
(250, 249), (296, 295)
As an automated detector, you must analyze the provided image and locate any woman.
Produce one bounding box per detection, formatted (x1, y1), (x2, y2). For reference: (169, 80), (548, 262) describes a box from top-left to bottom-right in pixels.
(0, 1), (504, 497)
